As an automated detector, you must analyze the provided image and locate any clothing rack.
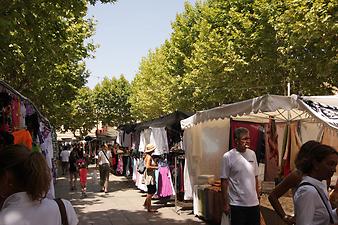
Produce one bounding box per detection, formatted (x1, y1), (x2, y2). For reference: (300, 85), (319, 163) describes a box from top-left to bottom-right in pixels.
(173, 152), (186, 214)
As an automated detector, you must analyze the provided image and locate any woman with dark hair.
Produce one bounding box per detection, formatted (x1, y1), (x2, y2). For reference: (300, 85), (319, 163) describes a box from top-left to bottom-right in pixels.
(69, 146), (79, 191)
(294, 143), (338, 225)
(268, 140), (322, 224)
(0, 144), (78, 225)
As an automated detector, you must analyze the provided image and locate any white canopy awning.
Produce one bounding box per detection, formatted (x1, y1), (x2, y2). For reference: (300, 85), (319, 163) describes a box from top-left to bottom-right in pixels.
(181, 94), (338, 131)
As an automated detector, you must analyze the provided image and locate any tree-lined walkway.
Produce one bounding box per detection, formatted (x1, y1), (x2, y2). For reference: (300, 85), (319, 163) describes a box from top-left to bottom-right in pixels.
(55, 165), (205, 225)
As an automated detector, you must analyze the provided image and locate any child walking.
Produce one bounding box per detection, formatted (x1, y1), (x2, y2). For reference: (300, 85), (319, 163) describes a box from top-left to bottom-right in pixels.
(77, 151), (89, 198)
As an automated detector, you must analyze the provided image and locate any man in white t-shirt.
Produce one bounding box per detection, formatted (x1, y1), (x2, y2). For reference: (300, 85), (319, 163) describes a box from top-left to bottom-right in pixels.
(220, 127), (260, 225)
(60, 147), (71, 175)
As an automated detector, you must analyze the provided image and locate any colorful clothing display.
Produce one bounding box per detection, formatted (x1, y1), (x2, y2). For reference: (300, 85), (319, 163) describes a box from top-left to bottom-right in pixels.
(157, 166), (174, 198)
(0, 84), (54, 199)
(12, 129), (33, 150)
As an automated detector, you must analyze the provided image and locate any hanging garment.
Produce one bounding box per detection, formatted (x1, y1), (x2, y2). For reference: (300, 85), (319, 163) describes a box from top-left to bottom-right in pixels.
(157, 166), (174, 198)
(116, 130), (123, 146)
(132, 158), (137, 181)
(0, 111), (11, 132)
(321, 127), (338, 150)
(25, 103), (35, 116)
(138, 130), (145, 152)
(19, 101), (26, 129)
(12, 129), (33, 150)
(116, 155), (124, 175)
(123, 133), (132, 148)
(264, 117), (279, 181)
(150, 127), (169, 155)
(230, 121), (262, 152)
(283, 122), (302, 176)
(132, 131), (140, 152)
(299, 121), (323, 143)
(11, 97), (20, 129)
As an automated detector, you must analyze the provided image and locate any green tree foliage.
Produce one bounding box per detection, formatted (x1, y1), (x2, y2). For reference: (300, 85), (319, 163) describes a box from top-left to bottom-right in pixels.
(270, 0), (337, 95)
(129, 47), (177, 120)
(93, 76), (133, 126)
(62, 87), (96, 138)
(0, 0), (115, 128)
(130, 0), (337, 117)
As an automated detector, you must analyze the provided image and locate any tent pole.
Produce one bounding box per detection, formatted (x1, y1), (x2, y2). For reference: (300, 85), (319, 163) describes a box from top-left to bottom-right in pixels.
(174, 155), (178, 213)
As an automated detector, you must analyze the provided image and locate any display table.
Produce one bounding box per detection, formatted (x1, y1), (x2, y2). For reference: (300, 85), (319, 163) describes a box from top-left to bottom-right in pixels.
(193, 185), (223, 224)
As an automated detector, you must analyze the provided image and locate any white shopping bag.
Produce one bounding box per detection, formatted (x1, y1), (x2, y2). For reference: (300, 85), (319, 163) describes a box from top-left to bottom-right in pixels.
(221, 213), (230, 225)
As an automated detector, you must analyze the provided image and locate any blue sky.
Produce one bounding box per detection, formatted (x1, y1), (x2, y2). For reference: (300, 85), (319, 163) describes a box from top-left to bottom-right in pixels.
(85, 0), (196, 89)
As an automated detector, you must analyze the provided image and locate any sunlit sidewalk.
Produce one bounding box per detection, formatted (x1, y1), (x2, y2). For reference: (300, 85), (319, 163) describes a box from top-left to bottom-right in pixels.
(54, 164), (206, 225)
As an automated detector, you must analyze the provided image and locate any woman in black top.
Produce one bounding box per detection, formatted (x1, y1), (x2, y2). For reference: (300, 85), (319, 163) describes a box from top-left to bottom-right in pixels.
(69, 147), (79, 191)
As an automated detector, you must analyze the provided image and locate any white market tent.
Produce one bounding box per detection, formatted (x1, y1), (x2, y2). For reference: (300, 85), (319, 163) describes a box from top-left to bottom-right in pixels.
(180, 94), (338, 200)
(181, 94), (338, 129)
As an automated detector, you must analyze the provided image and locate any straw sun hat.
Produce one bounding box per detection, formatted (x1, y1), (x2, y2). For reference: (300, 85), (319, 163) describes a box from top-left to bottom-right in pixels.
(145, 144), (156, 153)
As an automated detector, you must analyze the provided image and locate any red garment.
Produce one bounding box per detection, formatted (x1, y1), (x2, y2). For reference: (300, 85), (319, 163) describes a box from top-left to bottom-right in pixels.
(230, 121), (261, 151)
(79, 168), (88, 186)
(12, 129), (33, 150)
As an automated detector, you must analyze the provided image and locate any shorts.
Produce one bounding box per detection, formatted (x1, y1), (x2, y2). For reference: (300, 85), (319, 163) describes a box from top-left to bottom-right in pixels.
(147, 184), (156, 195)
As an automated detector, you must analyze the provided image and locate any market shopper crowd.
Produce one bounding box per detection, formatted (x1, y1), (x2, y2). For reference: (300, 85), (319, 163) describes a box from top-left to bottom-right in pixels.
(0, 125), (338, 224)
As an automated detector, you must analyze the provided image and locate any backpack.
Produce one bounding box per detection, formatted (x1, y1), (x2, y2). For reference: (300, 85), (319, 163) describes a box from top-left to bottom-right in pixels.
(137, 158), (146, 174)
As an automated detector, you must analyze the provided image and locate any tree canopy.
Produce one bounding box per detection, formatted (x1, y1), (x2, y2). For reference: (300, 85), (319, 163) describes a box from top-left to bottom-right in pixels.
(93, 75), (133, 127)
(1, 0), (336, 130)
(62, 87), (96, 138)
(0, 0), (116, 128)
(130, 0), (337, 119)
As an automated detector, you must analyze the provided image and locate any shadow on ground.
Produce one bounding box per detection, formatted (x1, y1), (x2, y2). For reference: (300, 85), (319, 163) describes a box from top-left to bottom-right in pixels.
(55, 165), (205, 225)
(77, 208), (205, 225)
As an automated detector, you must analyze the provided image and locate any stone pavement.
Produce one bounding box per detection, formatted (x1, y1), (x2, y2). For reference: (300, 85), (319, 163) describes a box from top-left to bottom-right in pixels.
(54, 165), (206, 225)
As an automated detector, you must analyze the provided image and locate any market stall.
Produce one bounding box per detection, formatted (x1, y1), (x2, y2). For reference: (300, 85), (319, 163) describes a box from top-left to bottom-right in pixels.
(0, 80), (56, 197)
(118, 111), (191, 207)
(180, 94), (338, 224)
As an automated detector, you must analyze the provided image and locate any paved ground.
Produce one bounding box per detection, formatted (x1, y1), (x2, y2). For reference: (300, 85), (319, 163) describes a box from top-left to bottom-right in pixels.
(55, 165), (206, 225)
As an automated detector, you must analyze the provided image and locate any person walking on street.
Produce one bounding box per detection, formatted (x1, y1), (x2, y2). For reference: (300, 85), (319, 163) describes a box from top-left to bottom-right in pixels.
(220, 127), (260, 225)
(60, 146), (70, 175)
(97, 144), (112, 193)
(69, 146), (79, 191)
(77, 150), (89, 198)
(0, 144), (79, 225)
(143, 144), (158, 212)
